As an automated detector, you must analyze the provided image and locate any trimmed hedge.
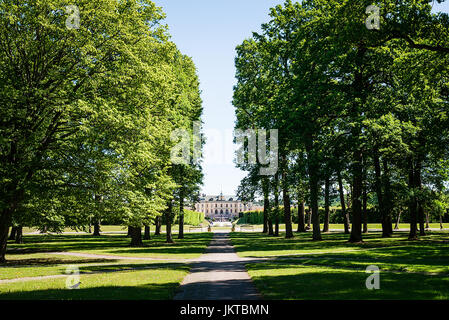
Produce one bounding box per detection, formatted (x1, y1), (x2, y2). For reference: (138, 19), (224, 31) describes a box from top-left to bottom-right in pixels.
(174, 209), (204, 226)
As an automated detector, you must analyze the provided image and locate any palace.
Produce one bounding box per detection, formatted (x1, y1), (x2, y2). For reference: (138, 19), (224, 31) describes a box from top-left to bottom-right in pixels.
(193, 193), (261, 222)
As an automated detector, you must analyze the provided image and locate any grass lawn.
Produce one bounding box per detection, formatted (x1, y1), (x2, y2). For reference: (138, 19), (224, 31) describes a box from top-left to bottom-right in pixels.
(6, 232), (213, 260)
(235, 223), (445, 230)
(0, 232), (212, 299)
(231, 231), (449, 299)
(0, 266), (189, 299)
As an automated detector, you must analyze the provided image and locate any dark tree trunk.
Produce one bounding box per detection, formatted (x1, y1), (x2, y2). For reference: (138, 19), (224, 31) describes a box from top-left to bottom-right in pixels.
(127, 226), (131, 237)
(8, 227), (17, 240)
(382, 160), (393, 236)
(337, 171), (350, 234)
(282, 157), (294, 238)
(297, 201), (306, 232)
(178, 193), (185, 240)
(155, 216), (161, 236)
(15, 226), (23, 244)
(273, 173), (280, 237)
(362, 182), (368, 234)
(440, 214), (444, 230)
(262, 178), (270, 234)
(323, 177), (330, 233)
(268, 216), (274, 235)
(408, 158), (418, 240)
(93, 221), (101, 236)
(0, 208), (13, 263)
(425, 213), (430, 229)
(307, 208), (312, 229)
(349, 145), (363, 243)
(395, 211), (402, 230)
(373, 151), (390, 238)
(143, 225), (151, 240)
(165, 201), (174, 243)
(129, 226), (143, 247)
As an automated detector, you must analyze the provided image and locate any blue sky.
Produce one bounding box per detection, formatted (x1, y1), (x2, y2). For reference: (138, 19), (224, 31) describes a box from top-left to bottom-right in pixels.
(154, 0), (449, 196)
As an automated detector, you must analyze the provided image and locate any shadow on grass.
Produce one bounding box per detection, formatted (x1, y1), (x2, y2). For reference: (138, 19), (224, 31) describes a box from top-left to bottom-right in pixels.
(6, 233), (214, 257)
(0, 283), (182, 300)
(247, 262), (449, 300)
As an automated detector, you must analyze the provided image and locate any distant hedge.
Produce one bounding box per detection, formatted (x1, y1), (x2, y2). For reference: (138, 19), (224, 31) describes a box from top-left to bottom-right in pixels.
(238, 207), (382, 225)
(174, 210), (204, 226)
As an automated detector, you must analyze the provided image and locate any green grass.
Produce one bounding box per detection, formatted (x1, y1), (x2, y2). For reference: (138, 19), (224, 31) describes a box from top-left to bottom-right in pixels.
(235, 223), (445, 230)
(7, 232), (213, 260)
(246, 262), (449, 300)
(23, 224), (211, 234)
(0, 266), (189, 300)
(231, 231), (449, 299)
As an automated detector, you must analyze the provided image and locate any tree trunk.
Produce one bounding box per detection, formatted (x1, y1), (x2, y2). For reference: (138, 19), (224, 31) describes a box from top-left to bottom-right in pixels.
(337, 171), (350, 234)
(349, 145), (363, 243)
(323, 177), (330, 233)
(362, 182), (368, 234)
(8, 227), (17, 241)
(155, 216), (161, 236)
(165, 201), (174, 243)
(15, 226), (23, 244)
(262, 178), (270, 234)
(408, 158), (418, 240)
(440, 214), (444, 230)
(395, 211), (402, 230)
(382, 160), (393, 236)
(127, 226), (131, 237)
(273, 173), (280, 237)
(178, 193), (185, 240)
(93, 221), (101, 236)
(297, 201), (306, 232)
(0, 208), (13, 263)
(143, 225), (151, 240)
(307, 208), (312, 229)
(129, 226), (143, 247)
(425, 213), (430, 229)
(268, 216), (274, 235)
(281, 156), (294, 238)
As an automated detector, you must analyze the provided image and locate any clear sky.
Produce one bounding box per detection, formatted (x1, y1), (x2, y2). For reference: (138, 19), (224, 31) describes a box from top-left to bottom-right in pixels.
(154, 0), (449, 196)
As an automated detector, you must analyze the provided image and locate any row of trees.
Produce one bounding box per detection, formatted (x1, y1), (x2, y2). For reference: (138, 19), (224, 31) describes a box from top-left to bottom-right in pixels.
(234, 0), (449, 242)
(0, 0), (204, 262)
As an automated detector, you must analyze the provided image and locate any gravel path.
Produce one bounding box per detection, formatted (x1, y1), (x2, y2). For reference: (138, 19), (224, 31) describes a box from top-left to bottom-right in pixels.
(173, 231), (261, 300)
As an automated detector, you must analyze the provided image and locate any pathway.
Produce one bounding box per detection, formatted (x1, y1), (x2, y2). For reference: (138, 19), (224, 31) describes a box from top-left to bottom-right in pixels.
(173, 231), (261, 300)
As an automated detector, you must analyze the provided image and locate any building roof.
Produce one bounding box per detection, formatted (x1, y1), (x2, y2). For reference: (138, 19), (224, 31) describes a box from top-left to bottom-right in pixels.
(198, 193), (239, 202)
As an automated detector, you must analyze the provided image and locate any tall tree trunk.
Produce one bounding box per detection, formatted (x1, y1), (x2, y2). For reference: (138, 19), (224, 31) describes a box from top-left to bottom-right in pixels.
(273, 173), (280, 237)
(155, 216), (161, 236)
(165, 201), (174, 243)
(373, 151), (389, 238)
(349, 145), (363, 243)
(425, 213), (430, 229)
(0, 208), (13, 263)
(297, 201), (306, 232)
(93, 220), (101, 236)
(440, 214), (444, 230)
(127, 226), (131, 237)
(15, 226), (23, 244)
(282, 156), (294, 239)
(178, 190), (185, 240)
(362, 182), (368, 234)
(143, 225), (151, 240)
(129, 226), (143, 247)
(8, 227), (17, 241)
(307, 208), (312, 229)
(337, 171), (350, 234)
(382, 160), (393, 236)
(262, 178), (270, 234)
(268, 216), (274, 235)
(323, 177), (330, 233)
(408, 158), (418, 240)
(395, 211), (402, 230)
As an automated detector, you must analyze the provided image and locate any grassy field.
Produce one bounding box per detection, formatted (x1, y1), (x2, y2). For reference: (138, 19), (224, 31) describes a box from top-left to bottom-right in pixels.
(231, 231), (449, 299)
(235, 223), (445, 230)
(0, 267), (189, 300)
(0, 232), (213, 299)
(6, 233), (213, 260)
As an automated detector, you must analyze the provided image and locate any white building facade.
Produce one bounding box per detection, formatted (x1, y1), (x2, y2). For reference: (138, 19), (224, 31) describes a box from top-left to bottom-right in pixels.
(193, 193), (256, 222)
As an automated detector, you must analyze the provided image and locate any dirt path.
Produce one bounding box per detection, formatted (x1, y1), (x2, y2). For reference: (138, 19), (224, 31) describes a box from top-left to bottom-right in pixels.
(173, 231), (261, 300)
